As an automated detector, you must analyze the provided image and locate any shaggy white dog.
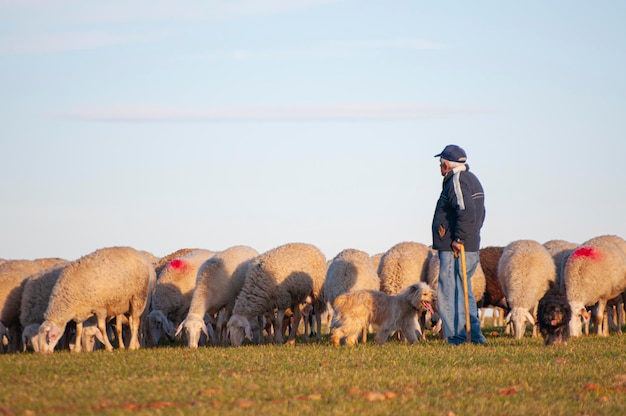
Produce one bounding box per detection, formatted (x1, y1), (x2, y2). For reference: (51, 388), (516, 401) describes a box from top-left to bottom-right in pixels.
(331, 282), (434, 347)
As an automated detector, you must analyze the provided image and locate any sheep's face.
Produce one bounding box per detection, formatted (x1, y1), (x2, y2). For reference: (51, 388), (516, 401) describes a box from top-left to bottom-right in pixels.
(148, 310), (175, 346)
(38, 321), (66, 354)
(568, 302), (587, 337)
(506, 308), (535, 339)
(178, 315), (208, 349)
(227, 315), (252, 347)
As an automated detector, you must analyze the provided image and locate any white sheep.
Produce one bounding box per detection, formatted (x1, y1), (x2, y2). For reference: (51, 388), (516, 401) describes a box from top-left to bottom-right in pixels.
(19, 262), (71, 352)
(323, 248), (381, 341)
(148, 249), (215, 346)
(0, 259), (49, 353)
(38, 246), (156, 353)
(227, 242), (326, 347)
(498, 239), (556, 339)
(176, 245), (258, 348)
(565, 234), (626, 337)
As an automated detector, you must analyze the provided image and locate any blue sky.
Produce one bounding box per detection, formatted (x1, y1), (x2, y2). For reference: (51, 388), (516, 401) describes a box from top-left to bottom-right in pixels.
(1, 1), (625, 261)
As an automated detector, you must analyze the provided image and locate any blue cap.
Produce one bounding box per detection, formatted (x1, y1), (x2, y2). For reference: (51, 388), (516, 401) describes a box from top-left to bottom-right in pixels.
(434, 144), (467, 163)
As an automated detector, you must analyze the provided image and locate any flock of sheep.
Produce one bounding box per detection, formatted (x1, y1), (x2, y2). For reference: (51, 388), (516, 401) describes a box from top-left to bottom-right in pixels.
(1, 233), (625, 353)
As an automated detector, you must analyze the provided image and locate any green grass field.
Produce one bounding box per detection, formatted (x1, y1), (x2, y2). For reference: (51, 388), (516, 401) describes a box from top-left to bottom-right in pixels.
(1, 326), (625, 415)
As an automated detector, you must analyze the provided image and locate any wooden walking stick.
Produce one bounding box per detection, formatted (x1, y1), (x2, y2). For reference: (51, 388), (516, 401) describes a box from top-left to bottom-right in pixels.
(459, 244), (471, 343)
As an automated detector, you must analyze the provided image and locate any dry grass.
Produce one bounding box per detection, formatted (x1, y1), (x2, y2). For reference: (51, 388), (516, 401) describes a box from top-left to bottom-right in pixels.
(1, 326), (626, 415)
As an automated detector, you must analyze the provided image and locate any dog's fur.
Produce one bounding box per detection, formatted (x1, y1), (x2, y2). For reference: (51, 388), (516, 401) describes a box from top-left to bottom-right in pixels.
(537, 281), (572, 346)
(331, 282), (434, 347)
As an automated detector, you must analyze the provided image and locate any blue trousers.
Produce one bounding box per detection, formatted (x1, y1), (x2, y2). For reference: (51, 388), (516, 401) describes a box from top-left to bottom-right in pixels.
(437, 250), (486, 345)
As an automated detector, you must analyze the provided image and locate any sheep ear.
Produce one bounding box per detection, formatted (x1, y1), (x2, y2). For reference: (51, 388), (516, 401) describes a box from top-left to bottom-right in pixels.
(581, 308), (590, 323)
(244, 321), (253, 341)
(504, 311), (512, 324)
(174, 321), (184, 338)
(525, 310), (535, 325)
(94, 328), (106, 344)
(163, 319), (175, 338)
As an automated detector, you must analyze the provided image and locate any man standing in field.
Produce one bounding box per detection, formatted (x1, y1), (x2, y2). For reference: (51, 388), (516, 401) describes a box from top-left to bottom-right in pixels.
(432, 144), (487, 345)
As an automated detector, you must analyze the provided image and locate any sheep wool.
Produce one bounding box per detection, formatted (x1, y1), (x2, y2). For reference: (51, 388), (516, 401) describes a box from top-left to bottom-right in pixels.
(378, 242), (430, 296)
(227, 242), (326, 346)
(498, 239), (557, 339)
(177, 245), (258, 348)
(564, 234), (626, 337)
(38, 246), (156, 353)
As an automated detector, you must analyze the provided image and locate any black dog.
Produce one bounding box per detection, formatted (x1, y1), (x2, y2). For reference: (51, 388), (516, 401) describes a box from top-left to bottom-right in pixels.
(537, 281), (572, 346)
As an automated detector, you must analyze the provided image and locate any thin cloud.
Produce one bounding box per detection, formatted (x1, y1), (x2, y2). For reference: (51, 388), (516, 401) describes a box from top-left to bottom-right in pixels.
(0, 31), (164, 54)
(53, 104), (491, 122)
(191, 37), (444, 61)
(0, 0), (338, 54)
(0, 0), (338, 25)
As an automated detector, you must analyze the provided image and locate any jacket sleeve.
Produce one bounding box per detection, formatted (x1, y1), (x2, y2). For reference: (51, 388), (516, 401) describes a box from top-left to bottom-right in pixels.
(452, 172), (476, 243)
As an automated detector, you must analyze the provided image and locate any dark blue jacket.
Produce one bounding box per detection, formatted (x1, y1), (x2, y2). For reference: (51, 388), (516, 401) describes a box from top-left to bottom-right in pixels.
(431, 165), (485, 252)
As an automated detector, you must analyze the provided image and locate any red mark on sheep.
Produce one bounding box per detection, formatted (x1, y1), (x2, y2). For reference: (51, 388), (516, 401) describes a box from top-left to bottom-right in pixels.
(168, 259), (189, 271)
(571, 247), (603, 262)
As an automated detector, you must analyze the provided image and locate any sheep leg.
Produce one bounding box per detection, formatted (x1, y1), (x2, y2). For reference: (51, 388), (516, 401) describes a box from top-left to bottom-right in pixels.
(73, 322), (83, 353)
(285, 306), (301, 345)
(595, 301), (608, 336)
(274, 310), (285, 344)
(97, 315), (114, 352)
(128, 314), (141, 350)
(315, 307), (323, 343)
(115, 315), (126, 350)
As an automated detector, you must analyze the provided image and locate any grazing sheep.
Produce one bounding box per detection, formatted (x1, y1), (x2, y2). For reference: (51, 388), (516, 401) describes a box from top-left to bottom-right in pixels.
(227, 243), (326, 347)
(378, 242), (430, 296)
(323, 249), (381, 341)
(565, 234), (626, 337)
(331, 282), (435, 346)
(176, 245), (258, 348)
(498, 239), (556, 339)
(19, 262), (71, 352)
(38, 246), (156, 353)
(148, 249), (215, 346)
(0, 260), (48, 353)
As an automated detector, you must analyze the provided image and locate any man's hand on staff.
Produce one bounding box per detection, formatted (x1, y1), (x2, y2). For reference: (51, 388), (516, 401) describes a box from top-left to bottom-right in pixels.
(452, 240), (463, 255)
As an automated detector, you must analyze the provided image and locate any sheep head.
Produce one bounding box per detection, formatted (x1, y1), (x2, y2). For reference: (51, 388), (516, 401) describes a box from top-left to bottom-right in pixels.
(175, 314), (209, 349)
(226, 314), (253, 347)
(38, 320), (66, 354)
(505, 308), (535, 339)
(148, 310), (175, 346)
